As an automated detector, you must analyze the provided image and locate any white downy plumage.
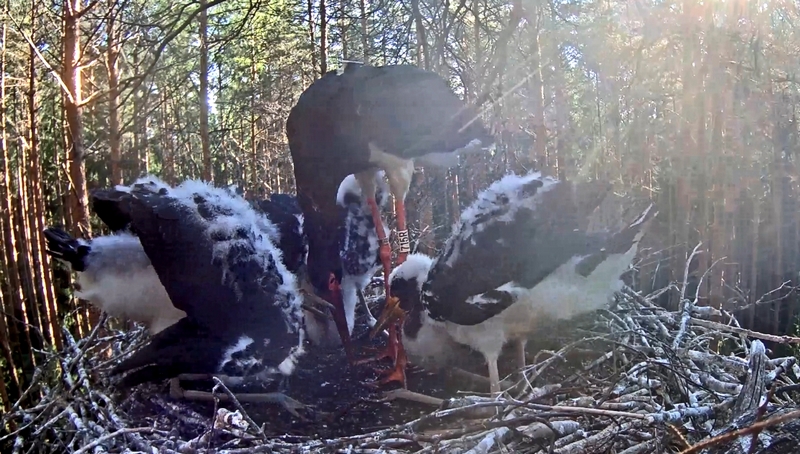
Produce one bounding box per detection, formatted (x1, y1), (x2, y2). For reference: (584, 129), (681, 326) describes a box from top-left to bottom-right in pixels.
(43, 227), (187, 334)
(337, 171), (391, 333)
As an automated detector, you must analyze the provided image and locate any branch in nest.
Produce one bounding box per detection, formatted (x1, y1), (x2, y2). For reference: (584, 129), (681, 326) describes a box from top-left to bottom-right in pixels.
(679, 408), (800, 454)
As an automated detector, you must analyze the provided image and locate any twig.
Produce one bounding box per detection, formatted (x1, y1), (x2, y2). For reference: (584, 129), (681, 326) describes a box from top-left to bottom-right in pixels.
(73, 427), (159, 454)
(679, 408), (800, 454)
(689, 318), (800, 345)
(210, 377), (268, 441)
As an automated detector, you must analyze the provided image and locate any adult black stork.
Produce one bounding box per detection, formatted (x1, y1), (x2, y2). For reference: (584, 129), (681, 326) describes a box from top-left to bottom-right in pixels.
(287, 62), (495, 368)
(373, 172), (658, 394)
(43, 227), (186, 334)
(90, 177), (311, 411)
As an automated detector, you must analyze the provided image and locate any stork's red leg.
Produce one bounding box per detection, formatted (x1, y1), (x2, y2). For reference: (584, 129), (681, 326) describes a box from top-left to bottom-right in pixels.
(367, 197), (392, 298)
(366, 316), (408, 388)
(395, 198), (410, 265)
(355, 321), (399, 365)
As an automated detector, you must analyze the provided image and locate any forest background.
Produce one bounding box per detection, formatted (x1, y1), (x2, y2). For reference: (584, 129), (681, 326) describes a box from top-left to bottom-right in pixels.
(0, 0), (799, 411)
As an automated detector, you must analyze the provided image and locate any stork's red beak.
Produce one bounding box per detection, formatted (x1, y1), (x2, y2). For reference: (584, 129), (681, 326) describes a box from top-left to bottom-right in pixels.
(370, 296), (404, 339)
(325, 273), (355, 362)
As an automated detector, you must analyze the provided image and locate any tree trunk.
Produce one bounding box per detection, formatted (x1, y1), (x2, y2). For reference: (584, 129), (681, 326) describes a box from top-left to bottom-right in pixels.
(359, 0), (368, 62)
(669, 0), (700, 308)
(319, 0), (327, 75)
(199, 0), (212, 182)
(473, 0), (482, 82)
(381, 32), (387, 64)
(107, 0), (122, 185)
(14, 148), (46, 352)
(27, 0), (60, 350)
(131, 49), (148, 176)
(0, 17), (21, 406)
(410, 0), (429, 69)
(342, 26), (349, 60)
(408, 0), (433, 253)
(340, 0), (350, 61)
(62, 0), (90, 236)
(307, 0), (317, 80)
(250, 48), (257, 195)
(161, 90), (175, 184)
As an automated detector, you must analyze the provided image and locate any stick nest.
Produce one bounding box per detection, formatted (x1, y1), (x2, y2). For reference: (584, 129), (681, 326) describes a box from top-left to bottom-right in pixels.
(3, 274), (800, 453)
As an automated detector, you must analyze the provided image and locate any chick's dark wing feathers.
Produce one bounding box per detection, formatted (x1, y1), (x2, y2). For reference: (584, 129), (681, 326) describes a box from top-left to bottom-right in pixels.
(91, 187), (295, 339)
(424, 179), (612, 326)
(252, 194), (307, 275)
(90, 189), (136, 232)
(91, 188), (238, 326)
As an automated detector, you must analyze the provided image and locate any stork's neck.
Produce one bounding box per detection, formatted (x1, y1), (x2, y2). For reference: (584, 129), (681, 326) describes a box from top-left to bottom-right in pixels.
(294, 172), (346, 291)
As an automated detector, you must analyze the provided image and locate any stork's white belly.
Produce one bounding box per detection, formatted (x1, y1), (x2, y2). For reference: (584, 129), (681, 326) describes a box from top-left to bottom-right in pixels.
(404, 318), (462, 368)
(443, 249), (637, 363)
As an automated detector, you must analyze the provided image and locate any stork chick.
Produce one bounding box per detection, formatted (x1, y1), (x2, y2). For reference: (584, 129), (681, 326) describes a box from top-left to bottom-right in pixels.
(374, 172), (658, 395)
(92, 176), (309, 415)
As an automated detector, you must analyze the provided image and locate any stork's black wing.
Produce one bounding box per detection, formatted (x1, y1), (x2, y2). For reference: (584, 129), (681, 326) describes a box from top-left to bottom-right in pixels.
(344, 64), (494, 159)
(423, 174), (613, 326)
(252, 194), (307, 275)
(90, 183), (303, 337)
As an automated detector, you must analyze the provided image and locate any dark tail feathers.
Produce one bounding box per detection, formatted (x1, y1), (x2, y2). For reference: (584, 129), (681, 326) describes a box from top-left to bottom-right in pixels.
(43, 227), (91, 272)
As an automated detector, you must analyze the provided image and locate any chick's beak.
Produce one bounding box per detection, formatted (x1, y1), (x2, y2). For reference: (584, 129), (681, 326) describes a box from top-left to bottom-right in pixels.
(370, 296), (404, 339)
(298, 276), (336, 318)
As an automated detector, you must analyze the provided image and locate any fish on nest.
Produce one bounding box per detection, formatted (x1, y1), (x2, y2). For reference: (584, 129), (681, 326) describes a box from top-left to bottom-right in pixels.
(372, 172), (658, 398)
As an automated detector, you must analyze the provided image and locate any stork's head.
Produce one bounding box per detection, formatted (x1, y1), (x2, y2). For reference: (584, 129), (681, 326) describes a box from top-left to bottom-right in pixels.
(301, 207), (344, 307)
(372, 253), (433, 337)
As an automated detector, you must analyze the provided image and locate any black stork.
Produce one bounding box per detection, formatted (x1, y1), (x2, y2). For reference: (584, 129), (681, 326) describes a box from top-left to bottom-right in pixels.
(257, 176), (394, 350)
(254, 188), (390, 348)
(89, 176), (316, 412)
(286, 62), (494, 374)
(373, 172), (658, 394)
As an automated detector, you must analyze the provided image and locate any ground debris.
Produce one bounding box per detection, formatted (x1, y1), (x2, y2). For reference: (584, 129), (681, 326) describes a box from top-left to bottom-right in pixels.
(3, 250), (800, 453)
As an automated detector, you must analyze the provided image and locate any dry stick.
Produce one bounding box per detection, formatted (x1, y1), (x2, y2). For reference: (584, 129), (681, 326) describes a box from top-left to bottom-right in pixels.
(0, 367), (44, 427)
(525, 403), (647, 420)
(688, 318), (800, 345)
(746, 385), (776, 454)
(679, 408), (800, 454)
(381, 388), (445, 406)
(69, 313), (108, 370)
(73, 427), (159, 454)
(17, 252), (800, 453)
(673, 243), (704, 350)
